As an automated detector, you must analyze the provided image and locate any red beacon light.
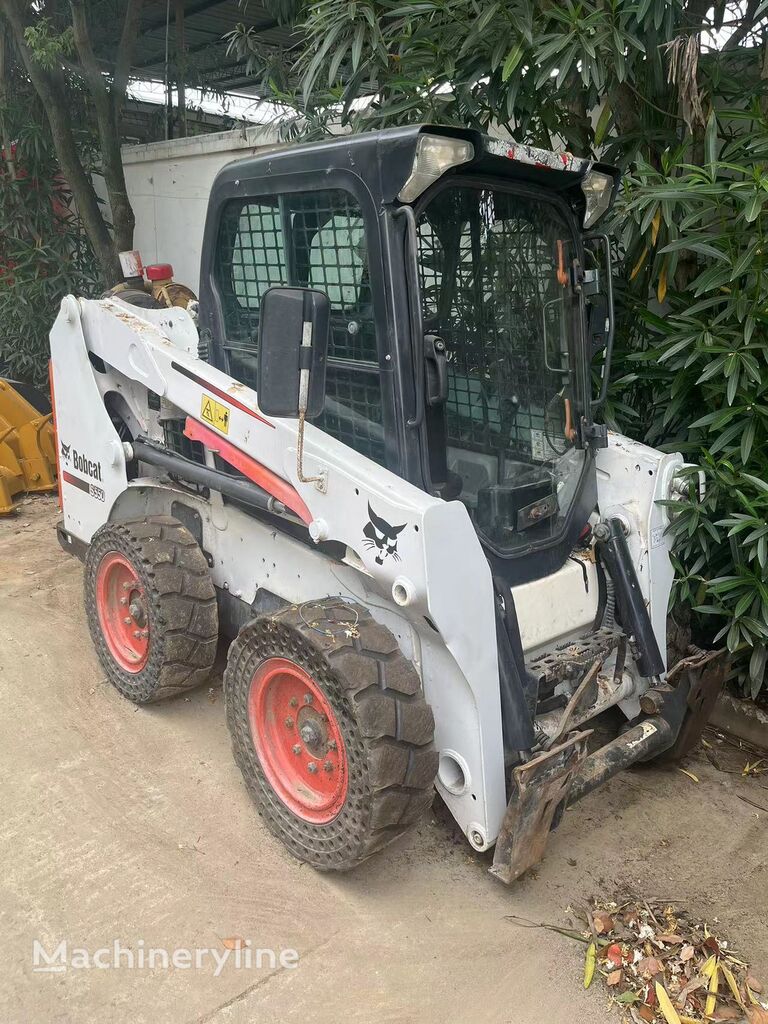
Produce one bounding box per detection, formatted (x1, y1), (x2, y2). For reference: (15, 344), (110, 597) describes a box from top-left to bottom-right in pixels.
(145, 263), (174, 282)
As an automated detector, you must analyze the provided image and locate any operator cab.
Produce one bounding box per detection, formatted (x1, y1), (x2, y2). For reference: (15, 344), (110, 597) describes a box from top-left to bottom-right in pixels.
(198, 125), (619, 584)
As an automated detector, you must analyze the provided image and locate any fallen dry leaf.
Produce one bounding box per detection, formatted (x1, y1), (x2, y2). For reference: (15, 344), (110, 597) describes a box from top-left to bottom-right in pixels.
(747, 976), (763, 994)
(681, 945), (695, 962)
(607, 969), (623, 986)
(747, 1007), (768, 1024)
(593, 911), (615, 935)
(638, 956), (665, 979)
(584, 941), (597, 989)
(678, 768), (699, 783)
(705, 962), (720, 1018)
(636, 1005), (655, 1023)
(606, 943), (625, 967)
(720, 962), (745, 1009)
(676, 977), (706, 1007)
(658, 934), (684, 945)
(712, 1007), (742, 1021)
(656, 981), (683, 1024)
(222, 936), (246, 950)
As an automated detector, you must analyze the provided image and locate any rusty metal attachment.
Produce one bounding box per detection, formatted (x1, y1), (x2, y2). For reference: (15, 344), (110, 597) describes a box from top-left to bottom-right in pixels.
(490, 731), (591, 886)
(656, 645), (727, 763)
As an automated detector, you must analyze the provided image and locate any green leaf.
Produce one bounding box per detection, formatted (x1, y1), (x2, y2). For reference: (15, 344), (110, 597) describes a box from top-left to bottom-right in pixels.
(594, 102), (612, 147)
(743, 192), (764, 223)
(705, 109), (718, 168)
(741, 419), (756, 463)
(501, 41), (524, 82)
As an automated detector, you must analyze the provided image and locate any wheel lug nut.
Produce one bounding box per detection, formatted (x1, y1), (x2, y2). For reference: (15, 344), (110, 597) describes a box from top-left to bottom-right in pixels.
(303, 693), (313, 705)
(284, 716), (294, 728)
(133, 630), (142, 638)
(123, 616), (132, 625)
(292, 744), (301, 755)
(120, 597), (128, 605)
(289, 696), (298, 708)
(323, 760), (333, 772)
(307, 761), (317, 773)
(328, 740), (337, 751)
(122, 582), (132, 590)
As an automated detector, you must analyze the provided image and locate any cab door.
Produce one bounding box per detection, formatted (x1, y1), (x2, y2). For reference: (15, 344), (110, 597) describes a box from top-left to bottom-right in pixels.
(204, 184), (400, 471)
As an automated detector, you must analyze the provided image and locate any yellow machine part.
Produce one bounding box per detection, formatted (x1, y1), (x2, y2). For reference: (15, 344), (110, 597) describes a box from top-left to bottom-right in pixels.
(0, 379), (57, 514)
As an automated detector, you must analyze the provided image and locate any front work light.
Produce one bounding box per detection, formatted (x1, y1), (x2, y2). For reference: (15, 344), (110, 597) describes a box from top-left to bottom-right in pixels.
(398, 135), (475, 203)
(581, 170), (614, 228)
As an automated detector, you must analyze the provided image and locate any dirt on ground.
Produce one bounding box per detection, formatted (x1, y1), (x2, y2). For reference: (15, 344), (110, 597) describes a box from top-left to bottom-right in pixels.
(1, 497), (767, 1024)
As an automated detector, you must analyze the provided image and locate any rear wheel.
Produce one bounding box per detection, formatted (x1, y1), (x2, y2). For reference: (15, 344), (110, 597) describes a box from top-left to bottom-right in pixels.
(84, 516), (219, 703)
(225, 599), (438, 871)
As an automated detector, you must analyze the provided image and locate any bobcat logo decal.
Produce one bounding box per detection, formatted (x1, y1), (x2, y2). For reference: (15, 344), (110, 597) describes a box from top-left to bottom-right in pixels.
(60, 441), (71, 464)
(363, 504), (406, 565)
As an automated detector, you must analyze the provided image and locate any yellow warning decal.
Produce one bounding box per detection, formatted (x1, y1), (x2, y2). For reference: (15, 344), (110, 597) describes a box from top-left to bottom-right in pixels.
(200, 394), (230, 434)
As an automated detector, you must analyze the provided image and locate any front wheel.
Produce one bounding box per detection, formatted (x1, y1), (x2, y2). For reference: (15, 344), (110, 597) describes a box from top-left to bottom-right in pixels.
(225, 600), (438, 871)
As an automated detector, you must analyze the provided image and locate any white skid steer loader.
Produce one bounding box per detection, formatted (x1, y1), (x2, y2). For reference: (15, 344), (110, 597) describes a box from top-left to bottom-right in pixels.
(50, 126), (724, 883)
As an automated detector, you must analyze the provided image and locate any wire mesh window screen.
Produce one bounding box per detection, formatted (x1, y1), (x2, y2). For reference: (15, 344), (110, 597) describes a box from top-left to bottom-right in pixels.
(416, 186), (576, 463)
(214, 189), (385, 464)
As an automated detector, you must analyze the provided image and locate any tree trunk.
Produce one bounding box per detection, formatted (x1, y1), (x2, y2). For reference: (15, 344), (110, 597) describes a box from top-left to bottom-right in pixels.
(0, 0), (121, 284)
(69, 0), (144, 254)
(0, 21), (16, 179)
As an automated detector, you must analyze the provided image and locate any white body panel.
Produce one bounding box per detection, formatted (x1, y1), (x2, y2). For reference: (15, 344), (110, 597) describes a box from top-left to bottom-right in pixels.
(595, 433), (684, 668)
(514, 557), (599, 653)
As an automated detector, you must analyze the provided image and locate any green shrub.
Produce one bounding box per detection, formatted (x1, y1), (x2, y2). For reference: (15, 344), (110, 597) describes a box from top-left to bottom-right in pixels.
(615, 107), (768, 696)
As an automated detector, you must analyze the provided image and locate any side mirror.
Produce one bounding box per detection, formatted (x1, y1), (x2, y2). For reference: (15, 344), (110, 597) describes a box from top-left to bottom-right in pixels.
(257, 287), (330, 419)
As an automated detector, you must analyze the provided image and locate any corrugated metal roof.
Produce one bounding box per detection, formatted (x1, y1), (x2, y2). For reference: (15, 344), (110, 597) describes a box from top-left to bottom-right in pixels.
(98, 0), (299, 96)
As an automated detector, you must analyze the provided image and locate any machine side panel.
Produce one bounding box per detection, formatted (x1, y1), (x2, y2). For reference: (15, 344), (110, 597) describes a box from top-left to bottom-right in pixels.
(49, 299), (128, 542)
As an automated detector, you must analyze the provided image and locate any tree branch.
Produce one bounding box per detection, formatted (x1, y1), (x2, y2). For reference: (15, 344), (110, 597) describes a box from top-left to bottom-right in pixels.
(112, 0), (145, 114)
(0, 17), (17, 179)
(723, 0), (761, 51)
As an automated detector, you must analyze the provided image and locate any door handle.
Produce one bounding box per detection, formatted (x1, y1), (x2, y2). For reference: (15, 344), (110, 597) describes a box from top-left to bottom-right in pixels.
(424, 334), (448, 406)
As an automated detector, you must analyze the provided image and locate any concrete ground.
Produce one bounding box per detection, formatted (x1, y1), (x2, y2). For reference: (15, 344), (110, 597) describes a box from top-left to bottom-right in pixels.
(1, 496), (767, 1024)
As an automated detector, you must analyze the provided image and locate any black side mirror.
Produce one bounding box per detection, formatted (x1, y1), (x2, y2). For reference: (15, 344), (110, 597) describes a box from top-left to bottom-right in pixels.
(257, 287), (330, 419)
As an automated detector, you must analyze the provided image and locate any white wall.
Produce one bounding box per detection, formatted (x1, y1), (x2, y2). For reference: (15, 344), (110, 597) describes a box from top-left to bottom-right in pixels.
(122, 125), (283, 293)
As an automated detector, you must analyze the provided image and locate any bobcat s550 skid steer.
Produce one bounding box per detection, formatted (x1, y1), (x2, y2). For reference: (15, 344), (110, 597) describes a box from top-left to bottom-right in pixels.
(49, 126), (724, 883)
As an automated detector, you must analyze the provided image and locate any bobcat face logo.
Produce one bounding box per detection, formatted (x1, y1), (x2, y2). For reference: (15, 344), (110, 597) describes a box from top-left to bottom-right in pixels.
(363, 504), (406, 565)
(60, 441), (71, 464)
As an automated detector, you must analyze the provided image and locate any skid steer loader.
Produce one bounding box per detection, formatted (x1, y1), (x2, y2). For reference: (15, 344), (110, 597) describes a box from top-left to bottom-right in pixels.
(49, 126), (724, 883)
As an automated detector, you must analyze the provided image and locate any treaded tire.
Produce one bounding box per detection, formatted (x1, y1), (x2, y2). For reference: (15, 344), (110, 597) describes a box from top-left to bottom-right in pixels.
(84, 516), (219, 703)
(225, 600), (438, 871)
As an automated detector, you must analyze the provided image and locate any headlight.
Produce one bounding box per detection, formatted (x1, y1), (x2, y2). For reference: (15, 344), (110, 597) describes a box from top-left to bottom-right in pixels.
(581, 170), (614, 228)
(398, 135), (475, 204)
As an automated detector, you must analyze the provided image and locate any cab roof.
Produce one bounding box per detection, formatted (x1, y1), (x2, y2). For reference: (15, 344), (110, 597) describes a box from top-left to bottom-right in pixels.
(214, 123), (619, 210)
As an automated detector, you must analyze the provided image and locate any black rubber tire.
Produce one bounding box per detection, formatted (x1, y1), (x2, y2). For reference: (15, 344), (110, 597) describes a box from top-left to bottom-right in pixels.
(84, 516), (219, 703)
(225, 600), (438, 871)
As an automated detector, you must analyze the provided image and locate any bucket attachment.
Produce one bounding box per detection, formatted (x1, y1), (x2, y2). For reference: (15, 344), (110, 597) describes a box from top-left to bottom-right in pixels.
(0, 379), (57, 514)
